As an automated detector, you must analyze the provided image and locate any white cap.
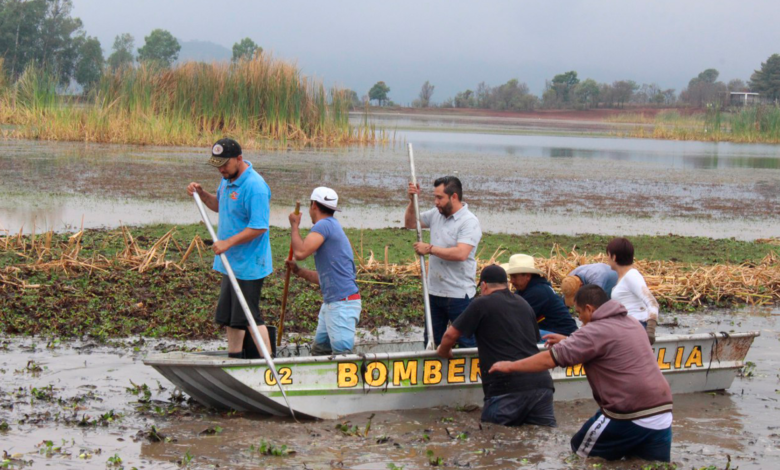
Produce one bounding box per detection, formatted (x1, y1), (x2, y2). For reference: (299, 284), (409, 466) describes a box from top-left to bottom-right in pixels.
(310, 186), (341, 212)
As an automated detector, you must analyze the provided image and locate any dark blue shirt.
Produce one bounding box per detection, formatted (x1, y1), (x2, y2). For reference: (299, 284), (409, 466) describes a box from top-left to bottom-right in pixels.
(516, 276), (578, 336)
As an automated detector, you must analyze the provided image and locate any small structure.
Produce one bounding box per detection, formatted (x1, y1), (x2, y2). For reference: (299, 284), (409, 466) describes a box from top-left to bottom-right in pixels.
(729, 91), (761, 106)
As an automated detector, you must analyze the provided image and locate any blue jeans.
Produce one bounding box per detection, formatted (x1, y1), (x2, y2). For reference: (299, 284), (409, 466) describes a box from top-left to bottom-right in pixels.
(481, 388), (557, 427)
(311, 299), (361, 355)
(571, 411), (672, 462)
(427, 294), (476, 348)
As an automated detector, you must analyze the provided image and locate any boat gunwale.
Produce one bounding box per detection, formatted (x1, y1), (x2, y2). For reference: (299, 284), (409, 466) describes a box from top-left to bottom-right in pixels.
(143, 331), (759, 368)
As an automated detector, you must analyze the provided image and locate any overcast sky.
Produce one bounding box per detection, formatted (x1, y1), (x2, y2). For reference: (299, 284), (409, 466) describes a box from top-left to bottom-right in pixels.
(71, 0), (780, 104)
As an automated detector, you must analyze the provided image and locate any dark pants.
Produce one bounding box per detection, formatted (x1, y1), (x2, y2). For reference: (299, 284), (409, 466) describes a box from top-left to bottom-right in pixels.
(215, 275), (265, 328)
(426, 294), (476, 348)
(571, 411), (672, 462)
(481, 388), (557, 427)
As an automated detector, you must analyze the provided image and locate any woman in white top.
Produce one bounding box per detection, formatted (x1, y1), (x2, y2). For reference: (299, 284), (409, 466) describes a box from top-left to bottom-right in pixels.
(607, 237), (660, 345)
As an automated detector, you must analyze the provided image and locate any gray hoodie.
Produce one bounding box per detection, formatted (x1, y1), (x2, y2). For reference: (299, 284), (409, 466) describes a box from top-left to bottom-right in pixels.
(550, 300), (673, 420)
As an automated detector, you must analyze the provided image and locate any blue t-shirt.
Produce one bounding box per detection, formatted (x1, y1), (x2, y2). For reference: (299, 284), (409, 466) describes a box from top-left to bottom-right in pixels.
(311, 217), (358, 303)
(212, 161), (272, 280)
(571, 263), (619, 298)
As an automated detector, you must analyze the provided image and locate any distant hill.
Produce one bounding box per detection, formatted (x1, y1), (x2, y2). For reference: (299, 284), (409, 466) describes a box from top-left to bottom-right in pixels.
(177, 40), (231, 63)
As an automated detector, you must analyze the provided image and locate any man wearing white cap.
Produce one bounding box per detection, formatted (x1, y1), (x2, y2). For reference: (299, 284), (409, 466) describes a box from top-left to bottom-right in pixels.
(287, 187), (361, 355)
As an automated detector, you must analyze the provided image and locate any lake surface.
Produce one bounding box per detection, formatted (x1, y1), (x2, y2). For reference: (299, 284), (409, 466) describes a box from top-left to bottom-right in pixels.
(0, 114), (779, 239)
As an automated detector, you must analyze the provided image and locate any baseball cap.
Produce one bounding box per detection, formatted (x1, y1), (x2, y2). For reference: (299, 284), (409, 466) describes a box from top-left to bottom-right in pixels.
(310, 187), (341, 211)
(479, 264), (508, 284)
(207, 138), (242, 167)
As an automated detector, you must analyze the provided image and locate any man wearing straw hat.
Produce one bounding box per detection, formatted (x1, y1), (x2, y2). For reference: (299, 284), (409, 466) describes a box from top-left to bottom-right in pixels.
(286, 187), (361, 356)
(186, 138), (273, 359)
(405, 176), (482, 348)
(503, 254), (578, 338)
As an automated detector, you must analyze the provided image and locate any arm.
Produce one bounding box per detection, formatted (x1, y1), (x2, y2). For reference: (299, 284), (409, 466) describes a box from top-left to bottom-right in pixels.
(187, 182), (219, 212)
(436, 325), (461, 359)
(627, 272), (660, 322)
(414, 242), (474, 261)
(286, 260), (320, 285)
(289, 212), (325, 260)
(404, 182), (429, 229)
(212, 227), (265, 255)
(489, 350), (556, 375)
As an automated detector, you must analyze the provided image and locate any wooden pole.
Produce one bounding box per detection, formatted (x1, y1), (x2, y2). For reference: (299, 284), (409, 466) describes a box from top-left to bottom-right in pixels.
(277, 201), (301, 346)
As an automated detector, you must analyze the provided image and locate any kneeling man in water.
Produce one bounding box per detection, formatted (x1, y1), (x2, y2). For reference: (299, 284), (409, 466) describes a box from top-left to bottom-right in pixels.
(491, 285), (673, 462)
(437, 265), (556, 427)
(286, 187), (361, 355)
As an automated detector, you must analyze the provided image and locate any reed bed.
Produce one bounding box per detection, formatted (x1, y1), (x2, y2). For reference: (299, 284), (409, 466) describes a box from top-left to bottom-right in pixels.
(615, 106), (780, 144)
(2, 228), (778, 309)
(355, 244), (780, 308)
(0, 57), (385, 147)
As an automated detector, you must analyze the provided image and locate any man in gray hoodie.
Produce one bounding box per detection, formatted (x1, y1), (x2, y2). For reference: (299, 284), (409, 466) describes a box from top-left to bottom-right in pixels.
(490, 284), (673, 462)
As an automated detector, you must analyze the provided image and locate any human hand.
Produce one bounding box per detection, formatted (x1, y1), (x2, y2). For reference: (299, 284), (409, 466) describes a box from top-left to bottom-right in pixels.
(212, 240), (230, 255)
(413, 242), (431, 256)
(489, 361), (514, 374)
(407, 182), (420, 201)
(187, 182), (203, 196)
(289, 212), (302, 227)
(646, 319), (657, 345)
(285, 259), (299, 274)
(436, 344), (454, 359)
(542, 333), (567, 348)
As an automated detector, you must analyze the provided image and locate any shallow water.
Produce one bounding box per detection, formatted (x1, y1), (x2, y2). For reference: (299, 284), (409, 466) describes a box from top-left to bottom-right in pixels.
(1, 308), (778, 469)
(1, 114), (779, 239)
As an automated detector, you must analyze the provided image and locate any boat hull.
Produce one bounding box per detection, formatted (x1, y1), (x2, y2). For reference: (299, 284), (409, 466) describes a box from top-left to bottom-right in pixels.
(144, 332), (757, 420)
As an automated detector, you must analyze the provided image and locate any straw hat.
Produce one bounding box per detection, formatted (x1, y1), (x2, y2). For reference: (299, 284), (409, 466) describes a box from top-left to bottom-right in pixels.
(561, 275), (583, 307)
(501, 254), (545, 276)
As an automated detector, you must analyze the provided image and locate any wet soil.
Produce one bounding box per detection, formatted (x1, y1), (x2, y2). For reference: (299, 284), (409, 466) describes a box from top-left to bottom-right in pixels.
(1, 135), (779, 239)
(1, 308), (778, 469)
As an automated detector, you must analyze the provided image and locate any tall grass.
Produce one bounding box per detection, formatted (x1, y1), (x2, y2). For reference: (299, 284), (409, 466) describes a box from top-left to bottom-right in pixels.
(615, 106), (780, 144)
(0, 55), (383, 147)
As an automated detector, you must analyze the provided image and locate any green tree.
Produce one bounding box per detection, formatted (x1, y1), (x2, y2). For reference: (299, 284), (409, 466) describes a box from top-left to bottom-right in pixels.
(107, 33), (134, 70)
(74, 35), (103, 93)
(682, 69), (726, 107)
(573, 78), (600, 108)
(368, 81), (390, 106)
(137, 29), (180, 67)
(0, 0), (85, 83)
(232, 37), (261, 62)
(551, 70), (579, 103)
(750, 54), (780, 102)
(612, 80), (638, 108)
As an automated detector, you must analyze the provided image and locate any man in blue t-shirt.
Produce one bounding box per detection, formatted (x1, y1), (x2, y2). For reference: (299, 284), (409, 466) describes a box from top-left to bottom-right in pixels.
(187, 138), (273, 359)
(286, 187), (361, 355)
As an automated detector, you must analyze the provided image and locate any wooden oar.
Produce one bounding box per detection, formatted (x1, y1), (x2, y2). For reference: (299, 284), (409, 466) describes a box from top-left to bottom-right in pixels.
(277, 201), (301, 346)
(407, 143), (435, 350)
(192, 193), (297, 420)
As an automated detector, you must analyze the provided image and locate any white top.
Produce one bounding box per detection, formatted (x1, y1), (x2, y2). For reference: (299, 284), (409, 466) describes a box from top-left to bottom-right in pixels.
(634, 412), (673, 430)
(420, 204), (482, 298)
(611, 268), (659, 322)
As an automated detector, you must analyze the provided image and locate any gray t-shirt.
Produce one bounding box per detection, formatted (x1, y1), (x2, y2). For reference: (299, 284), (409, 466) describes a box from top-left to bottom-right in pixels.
(571, 263), (619, 298)
(420, 204), (482, 298)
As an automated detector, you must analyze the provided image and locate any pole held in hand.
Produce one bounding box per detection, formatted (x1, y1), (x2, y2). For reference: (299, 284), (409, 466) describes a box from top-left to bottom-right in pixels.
(192, 192), (296, 420)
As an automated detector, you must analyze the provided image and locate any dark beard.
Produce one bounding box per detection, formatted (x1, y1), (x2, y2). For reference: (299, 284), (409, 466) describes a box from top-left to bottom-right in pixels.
(439, 200), (453, 217)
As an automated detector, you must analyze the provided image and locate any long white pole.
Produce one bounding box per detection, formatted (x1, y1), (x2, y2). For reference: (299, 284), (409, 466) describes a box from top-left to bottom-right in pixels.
(407, 143), (435, 351)
(192, 193), (296, 419)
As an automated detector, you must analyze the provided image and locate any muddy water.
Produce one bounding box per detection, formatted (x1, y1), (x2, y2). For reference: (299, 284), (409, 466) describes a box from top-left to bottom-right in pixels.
(1, 115), (779, 238)
(1, 308), (778, 469)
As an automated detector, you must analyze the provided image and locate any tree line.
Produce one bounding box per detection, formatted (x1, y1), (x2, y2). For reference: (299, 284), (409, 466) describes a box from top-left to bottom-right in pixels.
(0, 0), (263, 93)
(362, 54), (780, 110)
